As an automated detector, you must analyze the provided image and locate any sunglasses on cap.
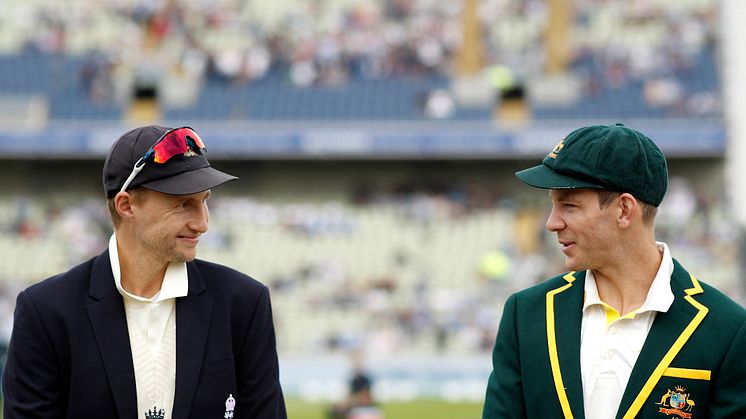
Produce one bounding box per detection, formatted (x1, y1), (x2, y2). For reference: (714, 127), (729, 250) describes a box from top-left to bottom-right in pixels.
(119, 126), (206, 193)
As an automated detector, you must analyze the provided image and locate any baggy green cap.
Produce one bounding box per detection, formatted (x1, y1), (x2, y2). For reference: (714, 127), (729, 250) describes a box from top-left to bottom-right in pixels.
(515, 123), (668, 206)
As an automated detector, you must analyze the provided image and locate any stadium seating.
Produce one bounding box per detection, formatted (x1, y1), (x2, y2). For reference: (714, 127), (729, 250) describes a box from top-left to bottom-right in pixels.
(0, 0), (722, 121)
(0, 0), (736, 405)
(0, 181), (740, 356)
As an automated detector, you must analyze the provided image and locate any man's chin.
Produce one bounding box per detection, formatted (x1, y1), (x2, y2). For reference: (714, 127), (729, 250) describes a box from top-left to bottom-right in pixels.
(563, 258), (586, 272)
(171, 251), (197, 263)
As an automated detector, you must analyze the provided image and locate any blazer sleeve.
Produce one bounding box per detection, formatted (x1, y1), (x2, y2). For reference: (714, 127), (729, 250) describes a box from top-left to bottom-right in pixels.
(2, 291), (66, 419)
(483, 294), (527, 419)
(707, 317), (746, 418)
(235, 286), (287, 419)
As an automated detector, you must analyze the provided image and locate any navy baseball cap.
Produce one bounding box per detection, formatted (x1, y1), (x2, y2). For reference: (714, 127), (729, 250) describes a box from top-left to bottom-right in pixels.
(103, 125), (237, 199)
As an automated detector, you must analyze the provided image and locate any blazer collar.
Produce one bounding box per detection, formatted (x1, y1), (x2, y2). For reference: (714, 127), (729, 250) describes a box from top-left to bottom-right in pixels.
(86, 250), (138, 419)
(546, 271), (586, 419)
(615, 259), (708, 419)
(172, 261), (213, 419)
(545, 261), (709, 419)
(87, 252), (214, 419)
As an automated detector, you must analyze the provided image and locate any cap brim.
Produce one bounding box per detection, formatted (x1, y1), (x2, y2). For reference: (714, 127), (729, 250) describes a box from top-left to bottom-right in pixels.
(141, 167), (237, 195)
(515, 164), (604, 190)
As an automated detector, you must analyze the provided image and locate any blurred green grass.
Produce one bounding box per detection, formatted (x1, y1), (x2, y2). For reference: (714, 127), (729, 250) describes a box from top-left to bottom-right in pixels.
(286, 397), (483, 419)
(0, 397), (483, 418)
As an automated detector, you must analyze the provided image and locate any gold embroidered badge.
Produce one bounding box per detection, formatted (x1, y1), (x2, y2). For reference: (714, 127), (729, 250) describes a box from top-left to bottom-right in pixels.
(656, 386), (695, 418)
(547, 139), (564, 159)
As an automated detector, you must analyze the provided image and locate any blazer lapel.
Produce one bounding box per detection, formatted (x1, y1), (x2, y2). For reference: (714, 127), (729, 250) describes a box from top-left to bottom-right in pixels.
(86, 251), (137, 419)
(546, 271), (586, 419)
(172, 263), (213, 419)
(616, 260), (709, 419)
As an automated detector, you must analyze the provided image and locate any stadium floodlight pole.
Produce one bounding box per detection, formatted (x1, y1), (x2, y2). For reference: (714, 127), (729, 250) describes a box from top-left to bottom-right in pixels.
(721, 0), (746, 300)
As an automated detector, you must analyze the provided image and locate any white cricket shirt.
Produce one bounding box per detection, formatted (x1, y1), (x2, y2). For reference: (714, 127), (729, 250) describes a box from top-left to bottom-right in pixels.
(580, 242), (675, 419)
(109, 234), (189, 419)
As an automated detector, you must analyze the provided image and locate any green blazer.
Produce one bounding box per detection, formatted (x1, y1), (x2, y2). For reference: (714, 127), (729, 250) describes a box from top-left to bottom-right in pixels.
(483, 259), (746, 418)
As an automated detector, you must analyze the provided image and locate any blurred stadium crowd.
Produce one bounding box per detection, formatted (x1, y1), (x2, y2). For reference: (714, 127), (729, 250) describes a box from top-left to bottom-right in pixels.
(0, 0), (721, 120)
(0, 0), (738, 406)
(0, 176), (740, 356)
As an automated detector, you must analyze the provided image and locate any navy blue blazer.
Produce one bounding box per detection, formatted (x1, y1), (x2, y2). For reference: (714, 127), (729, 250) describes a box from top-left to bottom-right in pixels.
(2, 250), (287, 419)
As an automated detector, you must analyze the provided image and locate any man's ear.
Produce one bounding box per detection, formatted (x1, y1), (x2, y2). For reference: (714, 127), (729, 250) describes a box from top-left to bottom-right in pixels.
(617, 193), (638, 229)
(114, 191), (136, 220)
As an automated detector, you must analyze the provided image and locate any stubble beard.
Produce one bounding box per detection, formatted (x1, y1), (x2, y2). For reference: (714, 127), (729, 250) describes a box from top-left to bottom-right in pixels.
(563, 251), (587, 273)
(138, 230), (197, 264)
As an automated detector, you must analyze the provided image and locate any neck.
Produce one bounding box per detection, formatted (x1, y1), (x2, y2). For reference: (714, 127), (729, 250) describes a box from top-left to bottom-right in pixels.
(592, 239), (662, 316)
(115, 232), (168, 298)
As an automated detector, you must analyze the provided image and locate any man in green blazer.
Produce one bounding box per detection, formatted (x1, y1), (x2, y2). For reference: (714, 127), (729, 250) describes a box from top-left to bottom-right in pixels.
(483, 124), (746, 418)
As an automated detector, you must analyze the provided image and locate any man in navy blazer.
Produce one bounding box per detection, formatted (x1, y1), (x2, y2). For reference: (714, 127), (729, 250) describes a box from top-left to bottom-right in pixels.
(3, 126), (287, 418)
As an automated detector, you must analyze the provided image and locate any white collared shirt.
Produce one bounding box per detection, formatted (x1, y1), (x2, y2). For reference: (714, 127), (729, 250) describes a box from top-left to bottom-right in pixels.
(109, 234), (189, 419)
(580, 242), (675, 419)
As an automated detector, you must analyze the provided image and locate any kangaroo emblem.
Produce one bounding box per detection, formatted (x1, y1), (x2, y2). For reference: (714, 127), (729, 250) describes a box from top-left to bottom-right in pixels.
(656, 389), (672, 405)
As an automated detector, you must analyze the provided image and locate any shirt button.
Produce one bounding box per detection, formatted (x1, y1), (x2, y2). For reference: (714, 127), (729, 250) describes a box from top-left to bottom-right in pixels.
(609, 326), (617, 334)
(604, 351), (613, 360)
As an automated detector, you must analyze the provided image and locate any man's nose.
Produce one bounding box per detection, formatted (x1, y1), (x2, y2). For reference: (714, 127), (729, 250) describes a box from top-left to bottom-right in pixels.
(545, 207), (564, 232)
(190, 204), (209, 233)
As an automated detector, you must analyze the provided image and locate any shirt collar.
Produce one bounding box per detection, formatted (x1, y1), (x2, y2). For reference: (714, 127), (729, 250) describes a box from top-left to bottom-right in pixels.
(108, 233), (189, 303)
(583, 241), (675, 314)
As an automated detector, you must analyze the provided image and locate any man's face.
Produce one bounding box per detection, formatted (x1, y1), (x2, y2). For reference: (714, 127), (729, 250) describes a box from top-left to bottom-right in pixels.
(546, 189), (618, 271)
(131, 189), (211, 263)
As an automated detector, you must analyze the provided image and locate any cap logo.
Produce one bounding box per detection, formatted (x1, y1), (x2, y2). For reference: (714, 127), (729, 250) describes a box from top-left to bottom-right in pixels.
(547, 139), (565, 159)
(182, 134), (202, 158)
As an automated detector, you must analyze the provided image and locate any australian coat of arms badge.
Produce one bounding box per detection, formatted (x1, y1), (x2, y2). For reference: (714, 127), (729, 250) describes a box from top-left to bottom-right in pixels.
(655, 386), (696, 418)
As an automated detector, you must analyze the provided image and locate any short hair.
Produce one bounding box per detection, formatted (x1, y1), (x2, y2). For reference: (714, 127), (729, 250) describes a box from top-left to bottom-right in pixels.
(106, 188), (144, 227)
(597, 190), (657, 225)
(106, 198), (120, 227)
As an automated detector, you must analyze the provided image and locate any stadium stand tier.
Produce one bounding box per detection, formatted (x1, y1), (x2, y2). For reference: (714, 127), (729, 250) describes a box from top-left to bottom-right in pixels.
(0, 161), (739, 357)
(0, 0), (722, 121)
(0, 0), (737, 405)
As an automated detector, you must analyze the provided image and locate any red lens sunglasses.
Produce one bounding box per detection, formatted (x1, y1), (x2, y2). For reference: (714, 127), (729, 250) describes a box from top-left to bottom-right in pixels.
(119, 127), (206, 193)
